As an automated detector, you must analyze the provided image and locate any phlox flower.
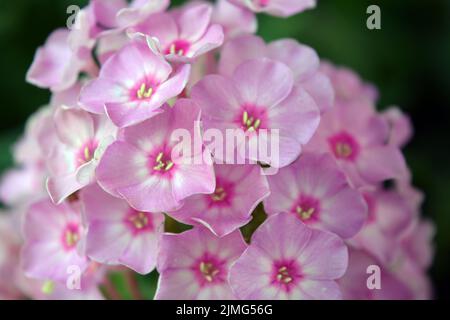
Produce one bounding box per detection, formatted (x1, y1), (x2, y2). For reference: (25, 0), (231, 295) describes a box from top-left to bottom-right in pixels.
(155, 227), (247, 300)
(229, 0), (316, 18)
(130, 3), (224, 62)
(264, 153), (367, 239)
(382, 106), (413, 148)
(0, 107), (56, 206)
(212, 0), (257, 39)
(46, 108), (117, 204)
(348, 188), (414, 265)
(229, 213), (348, 300)
(191, 58), (320, 168)
(219, 34), (334, 113)
(79, 40), (190, 127)
(169, 164), (270, 237)
(338, 248), (413, 300)
(81, 183), (164, 274)
(0, 214), (23, 299)
(398, 219), (435, 271)
(96, 99), (215, 212)
(305, 99), (408, 187)
(320, 62), (379, 107)
(22, 199), (88, 282)
(26, 29), (94, 92)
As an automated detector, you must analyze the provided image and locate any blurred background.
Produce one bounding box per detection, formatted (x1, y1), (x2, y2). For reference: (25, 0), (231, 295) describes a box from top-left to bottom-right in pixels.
(0, 0), (448, 298)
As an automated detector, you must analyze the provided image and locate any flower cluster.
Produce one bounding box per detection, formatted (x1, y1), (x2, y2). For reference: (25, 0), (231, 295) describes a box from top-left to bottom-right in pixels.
(0, 0), (434, 300)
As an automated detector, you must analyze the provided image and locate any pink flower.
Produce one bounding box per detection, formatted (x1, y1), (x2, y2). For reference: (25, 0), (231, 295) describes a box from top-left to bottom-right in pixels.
(1, 107), (55, 206)
(349, 188), (414, 265)
(320, 62), (378, 107)
(0, 214), (23, 299)
(305, 100), (408, 187)
(96, 99), (215, 212)
(81, 183), (164, 274)
(219, 35), (334, 113)
(79, 40), (191, 127)
(155, 227), (247, 300)
(212, 0), (257, 39)
(191, 58), (320, 168)
(26, 29), (92, 92)
(229, 213), (348, 299)
(46, 108), (117, 204)
(398, 219), (435, 271)
(382, 106), (413, 148)
(338, 248), (413, 300)
(22, 199), (88, 282)
(169, 164), (270, 237)
(264, 153), (367, 239)
(130, 3), (224, 62)
(115, 0), (170, 28)
(229, 0), (316, 17)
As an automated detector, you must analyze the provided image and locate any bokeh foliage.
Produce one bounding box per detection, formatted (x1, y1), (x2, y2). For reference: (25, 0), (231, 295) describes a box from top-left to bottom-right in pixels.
(0, 0), (449, 298)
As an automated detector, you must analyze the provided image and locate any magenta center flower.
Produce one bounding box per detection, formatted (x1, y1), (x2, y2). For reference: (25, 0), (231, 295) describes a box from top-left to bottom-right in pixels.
(272, 259), (302, 292)
(125, 210), (154, 235)
(75, 139), (99, 167)
(291, 195), (321, 222)
(207, 178), (234, 208)
(164, 40), (191, 56)
(193, 254), (225, 286)
(61, 222), (81, 251)
(131, 78), (159, 101)
(328, 131), (360, 161)
(237, 104), (268, 133)
(148, 147), (175, 176)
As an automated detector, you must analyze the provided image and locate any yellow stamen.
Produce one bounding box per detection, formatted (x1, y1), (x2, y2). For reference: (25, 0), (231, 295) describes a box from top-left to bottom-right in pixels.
(165, 161), (174, 171)
(296, 207), (315, 220)
(42, 281), (55, 295)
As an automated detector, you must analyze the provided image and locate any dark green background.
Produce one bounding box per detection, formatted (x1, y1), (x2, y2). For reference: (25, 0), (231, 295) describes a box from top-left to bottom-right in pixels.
(0, 0), (448, 299)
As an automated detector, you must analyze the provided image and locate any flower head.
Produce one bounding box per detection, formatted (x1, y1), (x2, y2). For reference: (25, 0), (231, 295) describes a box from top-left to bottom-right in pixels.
(155, 227), (247, 300)
(130, 3), (224, 62)
(229, 213), (348, 300)
(192, 58), (320, 168)
(264, 153), (367, 238)
(79, 40), (190, 127)
(169, 164), (270, 237)
(46, 108), (117, 204)
(22, 199), (88, 282)
(81, 183), (164, 274)
(96, 99), (215, 212)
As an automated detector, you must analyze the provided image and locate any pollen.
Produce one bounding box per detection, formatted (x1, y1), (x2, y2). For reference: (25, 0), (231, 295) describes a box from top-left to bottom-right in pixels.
(242, 111), (261, 132)
(153, 152), (175, 172)
(137, 83), (153, 99)
(129, 212), (149, 230)
(296, 206), (315, 221)
(211, 187), (227, 202)
(335, 142), (353, 158)
(276, 266), (293, 284)
(199, 262), (220, 283)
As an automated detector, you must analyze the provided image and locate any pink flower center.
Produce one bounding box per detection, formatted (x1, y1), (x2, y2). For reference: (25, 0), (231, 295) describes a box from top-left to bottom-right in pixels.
(193, 254), (225, 286)
(131, 78), (158, 101)
(125, 210), (153, 234)
(76, 140), (98, 167)
(328, 131), (360, 161)
(165, 40), (191, 56)
(272, 260), (301, 292)
(149, 148), (175, 175)
(292, 195), (320, 222)
(61, 223), (80, 251)
(207, 178), (234, 208)
(237, 104), (268, 133)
